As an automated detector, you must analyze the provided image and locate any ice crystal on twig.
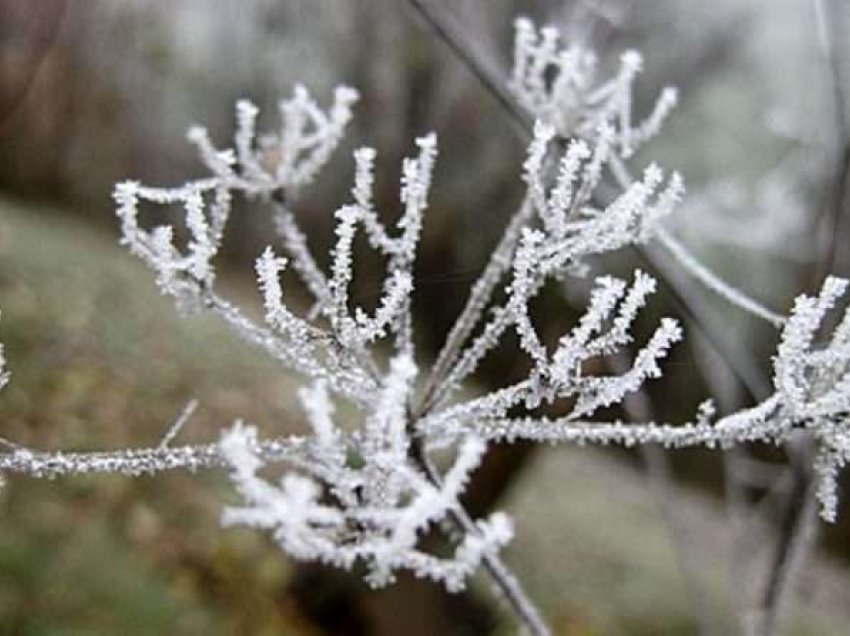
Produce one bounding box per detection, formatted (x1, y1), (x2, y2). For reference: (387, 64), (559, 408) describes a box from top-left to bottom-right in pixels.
(425, 276), (850, 523)
(426, 122), (683, 411)
(113, 90), (439, 404)
(521, 120), (684, 275)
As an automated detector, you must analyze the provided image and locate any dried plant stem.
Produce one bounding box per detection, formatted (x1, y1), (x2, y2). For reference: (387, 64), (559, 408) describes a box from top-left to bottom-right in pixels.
(655, 228), (787, 328)
(414, 445), (550, 636)
(607, 155), (786, 329)
(417, 195), (534, 416)
(749, 446), (819, 636)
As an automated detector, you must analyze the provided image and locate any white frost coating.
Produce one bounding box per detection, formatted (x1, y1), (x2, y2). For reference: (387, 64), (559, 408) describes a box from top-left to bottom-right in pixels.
(510, 18), (786, 334)
(2, 18), (850, 630)
(771, 277), (850, 521)
(111, 101), (505, 591)
(524, 122), (685, 276)
(113, 99), (436, 403)
(423, 271), (681, 432)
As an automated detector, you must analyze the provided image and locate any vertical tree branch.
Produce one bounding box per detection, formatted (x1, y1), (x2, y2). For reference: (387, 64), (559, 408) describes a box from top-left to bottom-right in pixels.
(615, 351), (718, 636)
(750, 444), (819, 636)
(814, 0), (850, 280)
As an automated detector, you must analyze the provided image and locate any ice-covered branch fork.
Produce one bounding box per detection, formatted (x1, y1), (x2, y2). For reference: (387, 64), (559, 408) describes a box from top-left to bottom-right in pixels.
(422, 276), (850, 523)
(110, 85), (523, 594)
(419, 120), (684, 415)
(509, 17), (786, 330)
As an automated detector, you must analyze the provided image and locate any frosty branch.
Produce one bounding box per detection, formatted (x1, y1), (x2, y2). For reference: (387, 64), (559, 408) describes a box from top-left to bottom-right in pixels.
(0, 16), (848, 636)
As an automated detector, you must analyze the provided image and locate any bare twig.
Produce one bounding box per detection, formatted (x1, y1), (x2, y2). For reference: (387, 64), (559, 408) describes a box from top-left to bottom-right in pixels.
(158, 399), (199, 449)
(413, 442), (551, 636)
(749, 442), (819, 636)
(616, 351), (718, 636)
(814, 0), (850, 280)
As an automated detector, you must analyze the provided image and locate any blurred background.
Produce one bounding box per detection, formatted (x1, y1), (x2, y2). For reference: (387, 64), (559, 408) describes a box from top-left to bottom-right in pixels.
(1, 0), (849, 634)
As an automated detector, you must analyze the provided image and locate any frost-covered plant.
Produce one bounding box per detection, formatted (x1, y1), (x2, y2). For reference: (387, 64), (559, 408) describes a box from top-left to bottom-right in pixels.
(0, 15), (848, 636)
(510, 16), (677, 158)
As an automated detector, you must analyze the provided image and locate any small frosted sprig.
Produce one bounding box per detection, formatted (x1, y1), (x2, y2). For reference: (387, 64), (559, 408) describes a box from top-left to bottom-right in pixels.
(320, 134), (436, 350)
(115, 121), (440, 406)
(510, 17), (677, 157)
(523, 121), (684, 278)
(774, 277), (849, 419)
(424, 122), (683, 413)
(542, 272), (682, 417)
(254, 246), (324, 368)
(187, 84), (359, 197)
(114, 180), (229, 308)
(432, 127), (683, 408)
(771, 277), (850, 521)
(426, 277), (850, 523)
